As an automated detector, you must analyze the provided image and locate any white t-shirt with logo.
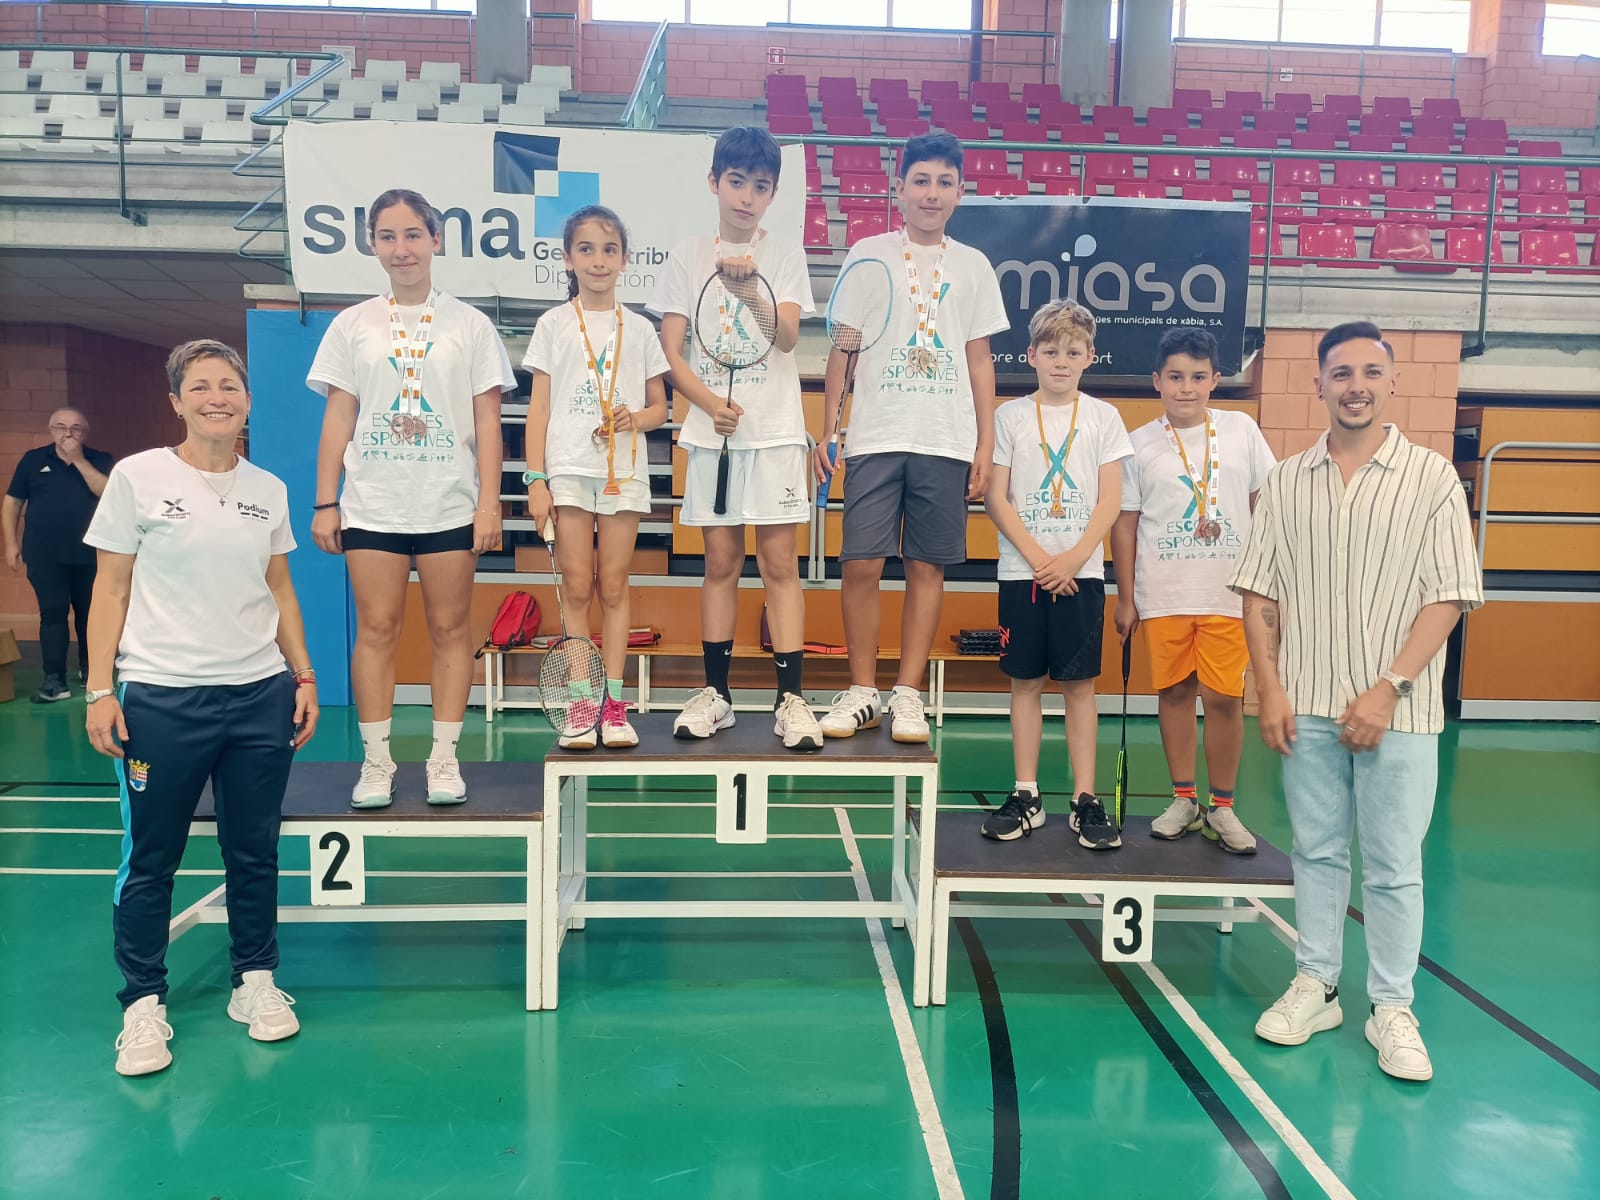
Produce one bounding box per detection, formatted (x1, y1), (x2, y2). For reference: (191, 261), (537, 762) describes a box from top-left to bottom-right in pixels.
(993, 391), (1134, 582)
(648, 231), (815, 452)
(837, 232), (1009, 463)
(522, 302), (671, 481)
(84, 448), (296, 687)
(1122, 409), (1276, 618)
(306, 292), (517, 534)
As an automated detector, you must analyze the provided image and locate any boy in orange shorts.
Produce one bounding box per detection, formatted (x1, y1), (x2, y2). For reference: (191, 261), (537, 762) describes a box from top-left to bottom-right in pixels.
(1110, 327), (1275, 853)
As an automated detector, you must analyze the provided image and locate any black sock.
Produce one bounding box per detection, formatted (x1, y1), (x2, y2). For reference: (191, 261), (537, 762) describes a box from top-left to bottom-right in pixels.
(703, 640), (734, 703)
(773, 648), (803, 706)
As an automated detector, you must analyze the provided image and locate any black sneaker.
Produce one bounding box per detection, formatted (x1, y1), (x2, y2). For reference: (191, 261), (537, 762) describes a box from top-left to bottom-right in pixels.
(981, 790), (1045, 841)
(1069, 792), (1121, 850)
(31, 675), (70, 704)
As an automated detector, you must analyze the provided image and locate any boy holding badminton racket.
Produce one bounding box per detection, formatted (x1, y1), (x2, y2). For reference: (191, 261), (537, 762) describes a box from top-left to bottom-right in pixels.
(813, 131), (1009, 744)
(1110, 326), (1275, 854)
(651, 126), (822, 752)
(524, 205), (670, 750)
(982, 302), (1132, 848)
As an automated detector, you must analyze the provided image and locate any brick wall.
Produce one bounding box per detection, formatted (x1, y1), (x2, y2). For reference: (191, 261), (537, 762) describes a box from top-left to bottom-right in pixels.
(1172, 43), (1485, 113)
(1, 324), (173, 633)
(1472, 0), (1600, 129)
(1253, 328), (1461, 463)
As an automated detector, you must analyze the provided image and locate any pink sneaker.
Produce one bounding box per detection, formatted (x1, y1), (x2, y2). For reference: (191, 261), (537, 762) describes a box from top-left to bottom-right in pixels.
(600, 695), (639, 748)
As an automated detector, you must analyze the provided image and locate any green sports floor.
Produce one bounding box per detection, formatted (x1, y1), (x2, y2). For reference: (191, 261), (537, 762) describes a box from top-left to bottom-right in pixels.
(1, 661), (1596, 1200)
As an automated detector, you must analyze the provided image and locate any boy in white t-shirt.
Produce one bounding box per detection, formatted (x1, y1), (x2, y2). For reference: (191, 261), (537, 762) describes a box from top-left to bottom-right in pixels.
(1110, 327), (1276, 854)
(983, 302), (1133, 848)
(813, 132), (1009, 744)
(651, 126), (822, 752)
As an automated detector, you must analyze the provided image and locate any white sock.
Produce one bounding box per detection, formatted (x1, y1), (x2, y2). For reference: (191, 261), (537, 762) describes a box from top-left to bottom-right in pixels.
(430, 720), (463, 762)
(358, 719), (393, 765)
(1014, 781), (1039, 798)
(892, 684), (920, 699)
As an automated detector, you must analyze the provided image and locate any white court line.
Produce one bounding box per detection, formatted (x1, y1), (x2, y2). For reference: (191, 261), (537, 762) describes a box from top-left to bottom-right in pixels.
(835, 807), (965, 1200)
(0, 795), (118, 803)
(1137, 959), (1356, 1200)
(0, 827), (121, 835)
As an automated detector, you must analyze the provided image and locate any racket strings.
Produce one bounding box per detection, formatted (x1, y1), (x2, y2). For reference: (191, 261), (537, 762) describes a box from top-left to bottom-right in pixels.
(694, 271), (779, 372)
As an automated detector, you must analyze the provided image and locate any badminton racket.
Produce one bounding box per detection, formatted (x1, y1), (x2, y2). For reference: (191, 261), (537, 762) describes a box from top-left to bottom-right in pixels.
(692, 268), (779, 516)
(1114, 635), (1132, 829)
(817, 257), (893, 509)
(536, 519), (606, 740)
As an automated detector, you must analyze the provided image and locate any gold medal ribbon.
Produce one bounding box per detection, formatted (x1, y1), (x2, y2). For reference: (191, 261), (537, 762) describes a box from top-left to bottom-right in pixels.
(386, 289), (437, 442)
(1161, 411), (1221, 538)
(900, 230), (947, 375)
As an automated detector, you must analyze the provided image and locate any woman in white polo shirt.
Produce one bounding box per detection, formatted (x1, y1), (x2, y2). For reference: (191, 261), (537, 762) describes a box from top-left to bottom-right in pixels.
(307, 187), (517, 810)
(84, 339), (320, 1077)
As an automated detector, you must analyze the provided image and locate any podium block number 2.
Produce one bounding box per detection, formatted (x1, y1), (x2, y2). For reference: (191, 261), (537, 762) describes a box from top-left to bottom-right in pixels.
(310, 828), (365, 906)
(1101, 886), (1154, 963)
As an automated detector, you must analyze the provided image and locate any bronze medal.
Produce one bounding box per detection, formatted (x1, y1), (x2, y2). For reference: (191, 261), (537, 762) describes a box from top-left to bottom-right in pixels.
(911, 346), (935, 376)
(1197, 518), (1222, 543)
(389, 412), (427, 443)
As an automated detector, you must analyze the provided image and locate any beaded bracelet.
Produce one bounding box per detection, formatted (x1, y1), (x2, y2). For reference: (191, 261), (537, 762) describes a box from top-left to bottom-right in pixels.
(312, 501), (339, 512)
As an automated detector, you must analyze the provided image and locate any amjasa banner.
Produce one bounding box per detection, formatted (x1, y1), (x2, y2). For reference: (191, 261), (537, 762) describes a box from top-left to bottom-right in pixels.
(946, 196), (1251, 378)
(284, 123), (807, 302)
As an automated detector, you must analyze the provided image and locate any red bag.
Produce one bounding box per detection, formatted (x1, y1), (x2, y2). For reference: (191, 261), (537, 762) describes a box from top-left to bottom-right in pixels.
(476, 591), (541, 657)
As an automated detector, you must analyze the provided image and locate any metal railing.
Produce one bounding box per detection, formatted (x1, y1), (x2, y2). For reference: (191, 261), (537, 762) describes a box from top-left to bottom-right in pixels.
(1170, 39), (1465, 101)
(763, 23), (1058, 87)
(620, 20), (669, 131)
(1474, 440), (1600, 569)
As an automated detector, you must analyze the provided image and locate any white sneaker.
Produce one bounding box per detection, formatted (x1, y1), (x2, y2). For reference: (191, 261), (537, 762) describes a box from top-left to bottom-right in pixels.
(557, 697), (600, 751)
(674, 687), (735, 740)
(350, 758), (396, 810)
(227, 970), (300, 1042)
(114, 995), (173, 1077)
(887, 686), (929, 743)
(600, 696), (639, 749)
(1203, 805), (1258, 854)
(1366, 1005), (1433, 1081)
(1150, 796), (1203, 839)
(425, 757), (467, 806)
(819, 685), (881, 738)
(774, 693), (823, 752)
(1255, 973), (1344, 1045)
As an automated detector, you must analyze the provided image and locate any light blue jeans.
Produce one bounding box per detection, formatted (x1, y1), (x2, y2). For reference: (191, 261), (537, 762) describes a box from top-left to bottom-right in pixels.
(1282, 716), (1439, 1006)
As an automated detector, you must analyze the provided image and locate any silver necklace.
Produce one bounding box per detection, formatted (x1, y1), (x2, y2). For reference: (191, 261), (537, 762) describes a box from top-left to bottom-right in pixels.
(172, 445), (239, 507)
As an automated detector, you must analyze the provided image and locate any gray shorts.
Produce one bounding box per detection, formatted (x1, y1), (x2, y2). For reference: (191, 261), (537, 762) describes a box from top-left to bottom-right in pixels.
(839, 452), (971, 565)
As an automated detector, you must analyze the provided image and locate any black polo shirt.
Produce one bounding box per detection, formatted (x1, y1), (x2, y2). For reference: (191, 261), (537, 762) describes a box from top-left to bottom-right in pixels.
(5, 444), (115, 565)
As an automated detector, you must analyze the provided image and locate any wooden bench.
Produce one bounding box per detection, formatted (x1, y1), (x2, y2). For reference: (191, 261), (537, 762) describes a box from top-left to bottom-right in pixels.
(180, 761), (553, 1009)
(911, 810), (1296, 1005)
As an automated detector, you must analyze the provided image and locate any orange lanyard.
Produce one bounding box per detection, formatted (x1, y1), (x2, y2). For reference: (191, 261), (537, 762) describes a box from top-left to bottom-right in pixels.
(1034, 392), (1080, 517)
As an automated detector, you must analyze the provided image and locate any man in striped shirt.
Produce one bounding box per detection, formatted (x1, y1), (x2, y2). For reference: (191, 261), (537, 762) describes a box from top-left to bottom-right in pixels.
(1230, 321), (1483, 1083)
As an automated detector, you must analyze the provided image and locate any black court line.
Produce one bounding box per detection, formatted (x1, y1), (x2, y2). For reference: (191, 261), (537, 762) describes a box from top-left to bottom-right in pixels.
(970, 790), (994, 808)
(1061, 912), (1292, 1200)
(1346, 905), (1600, 1091)
(955, 913), (1022, 1200)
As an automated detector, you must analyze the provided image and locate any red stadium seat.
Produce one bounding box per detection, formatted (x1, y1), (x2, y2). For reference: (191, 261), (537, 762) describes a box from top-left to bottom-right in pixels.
(1580, 196), (1600, 233)
(1445, 226), (1506, 268)
(1513, 166), (1570, 195)
(1149, 154), (1199, 183)
(1371, 222), (1449, 271)
(929, 98), (975, 126)
(821, 92), (865, 120)
(1516, 228), (1579, 268)
(1022, 82), (1062, 111)
(1306, 112), (1352, 137)
(1116, 127), (1167, 146)
(824, 115), (872, 137)
(921, 79), (961, 106)
(999, 120), (1048, 144)
(1092, 104), (1136, 127)
(1579, 168), (1600, 195)
(766, 73), (808, 102)
(835, 173), (891, 212)
(1182, 183), (1234, 203)
(767, 91), (810, 117)
(1461, 136), (1508, 156)
(1144, 106), (1184, 132)
(1176, 129), (1225, 147)
(1419, 97), (1462, 123)
(985, 99), (1027, 127)
(1200, 108), (1245, 130)
(1370, 96), (1413, 121)
(1296, 223), (1371, 266)
(1358, 114), (1404, 138)
(831, 145), (883, 176)
(1252, 110), (1298, 135)
(1334, 160), (1386, 190)
(1271, 91), (1314, 116)
(1317, 186), (1377, 224)
(1347, 134), (1399, 154)
(1320, 93), (1363, 117)
(1038, 100), (1082, 131)
(1232, 130), (1282, 150)
(1250, 220), (1282, 260)
(881, 118), (930, 138)
(1223, 89), (1264, 111)
(1273, 159), (1325, 188)
(1022, 150), (1076, 182)
(1210, 157), (1262, 189)
(1508, 194), (1573, 227)
(964, 148), (1012, 178)
(1453, 163), (1503, 193)
(868, 77), (909, 105)
(1518, 139), (1564, 158)
(1464, 117), (1508, 139)
(1253, 184), (1307, 221)
(1290, 133), (1340, 151)
(970, 80), (1012, 107)
(1383, 190), (1445, 226)
(1114, 180), (1168, 199)
(818, 75), (859, 100)
(845, 209), (894, 246)
(1171, 87), (1213, 113)
(1042, 176), (1083, 196)
(1446, 190), (1490, 226)
(874, 96), (921, 123)
(976, 175), (1029, 196)
(1409, 116), (1457, 141)
(1403, 136), (1455, 156)
(804, 202), (830, 249)
(767, 114), (815, 135)
(1085, 152), (1135, 184)
(941, 120), (992, 141)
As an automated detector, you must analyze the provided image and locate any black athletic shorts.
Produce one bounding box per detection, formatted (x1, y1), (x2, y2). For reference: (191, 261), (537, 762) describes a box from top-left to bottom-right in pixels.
(341, 524), (474, 556)
(997, 578), (1106, 681)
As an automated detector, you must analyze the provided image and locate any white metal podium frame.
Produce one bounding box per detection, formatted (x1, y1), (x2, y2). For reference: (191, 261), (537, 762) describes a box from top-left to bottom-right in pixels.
(540, 741), (942, 1008)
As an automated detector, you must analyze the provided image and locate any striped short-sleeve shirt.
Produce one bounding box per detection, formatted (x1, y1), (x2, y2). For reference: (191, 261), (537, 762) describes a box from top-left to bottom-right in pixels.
(1229, 425), (1484, 734)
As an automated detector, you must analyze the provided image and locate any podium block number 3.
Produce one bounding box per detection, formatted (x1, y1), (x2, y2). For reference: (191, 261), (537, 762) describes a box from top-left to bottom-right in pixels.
(310, 828), (365, 906)
(1101, 887), (1154, 963)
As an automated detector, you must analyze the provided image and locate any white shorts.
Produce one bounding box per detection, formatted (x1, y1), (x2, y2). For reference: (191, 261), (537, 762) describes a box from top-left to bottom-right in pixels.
(680, 444), (811, 527)
(549, 473), (651, 515)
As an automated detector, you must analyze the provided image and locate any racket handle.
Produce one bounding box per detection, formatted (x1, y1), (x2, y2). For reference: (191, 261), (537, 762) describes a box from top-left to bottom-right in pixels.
(815, 442), (840, 509)
(713, 442), (731, 516)
(1121, 633), (1133, 681)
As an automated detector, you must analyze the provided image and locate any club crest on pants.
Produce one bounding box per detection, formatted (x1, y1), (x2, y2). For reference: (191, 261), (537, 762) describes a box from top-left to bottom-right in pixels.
(127, 759), (150, 793)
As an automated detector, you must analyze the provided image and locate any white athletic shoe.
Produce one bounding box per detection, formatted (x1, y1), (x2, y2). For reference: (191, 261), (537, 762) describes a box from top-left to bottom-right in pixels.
(1367, 1005), (1433, 1081)
(228, 970), (300, 1042)
(425, 757), (467, 806)
(774, 693), (823, 752)
(819, 685), (881, 738)
(350, 758), (396, 810)
(557, 697), (601, 751)
(1202, 805), (1258, 854)
(674, 687), (736, 740)
(600, 697), (640, 749)
(114, 995), (173, 1077)
(1255, 974), (1344, 1045)
(887, 686), (930, 744)
(1150, 796), (1203, 840)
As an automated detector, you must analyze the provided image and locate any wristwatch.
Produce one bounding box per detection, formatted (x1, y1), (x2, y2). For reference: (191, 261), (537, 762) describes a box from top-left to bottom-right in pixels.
(1380, 670), (1414, 698)
(522, 470), (548, 486)
(85, 688), (115, 705)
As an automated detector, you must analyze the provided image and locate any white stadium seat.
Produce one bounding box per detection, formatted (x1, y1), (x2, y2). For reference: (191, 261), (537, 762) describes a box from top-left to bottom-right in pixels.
(37, 71), (90, 94)
(396, 80), (440, 109)
(28, 50), (76, 74)
(196, 55), (243, 79)
(101, 71), (148, 99)
(369, 101), (419, 122)
(160, 74), (209, 98)
(456, 81), (502, 110)
(498, 104), (545, 127)
(59, 117), (118, 150)
(140, 53), (189, 78)
(436, 103), (485, 124)
(178, 98), (229, 129)
(337, 78), (384, 106)
(528, 65), (573, 92)
(419, 61), (462, 87)
(361, 59), (408, 83)
(515, 82), (559, 111)
(221, 76), (268, 101)
(47, 94), (102, 120)
(0, 94), (37, 117)
(130, 118), (188, 150)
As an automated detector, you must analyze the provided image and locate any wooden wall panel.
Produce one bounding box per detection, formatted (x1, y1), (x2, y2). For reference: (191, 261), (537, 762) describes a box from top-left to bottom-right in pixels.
(1461, 600), (1600, 701)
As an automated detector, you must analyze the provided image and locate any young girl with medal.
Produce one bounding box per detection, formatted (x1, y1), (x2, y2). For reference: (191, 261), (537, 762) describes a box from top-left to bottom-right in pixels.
(982, 302), (1133, 849)
(1111, 326), (1276, 854)
(307, 188), (517, 809)
(523, 204), (670, 750)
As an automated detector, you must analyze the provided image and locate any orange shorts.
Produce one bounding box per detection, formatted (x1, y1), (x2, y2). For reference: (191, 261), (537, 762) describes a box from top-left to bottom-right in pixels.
(1141, 614), (1250, 696)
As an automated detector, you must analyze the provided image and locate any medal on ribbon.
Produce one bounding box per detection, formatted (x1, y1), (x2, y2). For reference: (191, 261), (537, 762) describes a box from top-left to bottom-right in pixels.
(386, 290), (437, 445)
(901, 232), (946, 379)
(1163, 412), (1222, 543)
(1035, 393), (1080, 519)
(572, 299), (628, 496)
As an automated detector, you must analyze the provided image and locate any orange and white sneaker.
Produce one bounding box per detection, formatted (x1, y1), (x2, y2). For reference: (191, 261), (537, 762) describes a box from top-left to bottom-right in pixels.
(600, 696), (639, 748)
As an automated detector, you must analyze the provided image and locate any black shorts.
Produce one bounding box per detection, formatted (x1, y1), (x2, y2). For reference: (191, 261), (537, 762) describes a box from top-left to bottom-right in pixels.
(998, 578), (1106, 681)
(839, 452), (970, 565)
(341, 524), (474, 556)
